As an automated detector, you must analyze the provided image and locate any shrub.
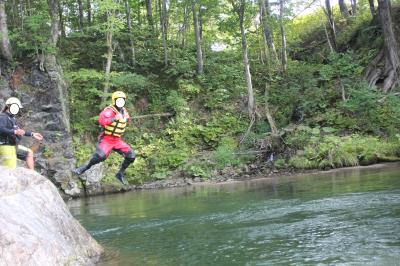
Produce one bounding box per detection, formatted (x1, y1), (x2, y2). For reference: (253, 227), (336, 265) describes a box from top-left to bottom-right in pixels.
(289, 156), (316, 169)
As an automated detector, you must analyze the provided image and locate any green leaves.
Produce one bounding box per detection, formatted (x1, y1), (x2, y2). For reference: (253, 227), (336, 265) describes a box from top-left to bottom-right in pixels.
(319, 51), (363, 80)
(289, 134), (400, 170)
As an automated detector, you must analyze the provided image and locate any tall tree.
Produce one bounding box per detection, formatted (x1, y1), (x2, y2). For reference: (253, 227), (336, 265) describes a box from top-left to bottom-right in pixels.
(368, 0), (375, 16)
(192, 1), (203, 75)
(11, 0), (18, 27)
(260, 0), (278, 64)
(324, 0), (337, 52)
(96, 0), (124, 104)
(178, 5), (189, 47)
(264, 84), (278, 135)
(365, 0), (400, 92)
(230, 0), (255, 118)
(0, 0), (12, 60)
(48, 0), (60, 49)
(59, 0), (66, 38)
(199, 5), (204, 40)
(350, 0), (357, 15)
(279, 0), (287, 71)
(104, 10), (114, 104)
(146, 0), (154, 31)
(87, 0), (92, 25)
(77, 0), (84, 32)
(160, 0), (168, 66)
(338, 0), (350, 18)
(124, 0), (136, 65)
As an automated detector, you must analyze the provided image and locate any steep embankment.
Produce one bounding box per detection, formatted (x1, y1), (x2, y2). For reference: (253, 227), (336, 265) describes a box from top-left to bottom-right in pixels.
(0, 167), (103, 265)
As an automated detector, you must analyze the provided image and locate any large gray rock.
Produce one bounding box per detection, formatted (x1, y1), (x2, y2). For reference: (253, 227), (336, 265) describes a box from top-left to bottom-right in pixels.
(0, 167), (103, 265)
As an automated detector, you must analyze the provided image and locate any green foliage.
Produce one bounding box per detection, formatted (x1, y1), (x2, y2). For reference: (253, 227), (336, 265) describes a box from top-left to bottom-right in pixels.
(177, 80), (201, 95)
(111, 73), (149, 93)
(319, 52), (363, 81)
(166, 91), (189, 113)
(288, 134), (400, 170)
(339, 82), (400, 134)
(289, 156), (316, 169)
(10, 8), (51, 58)
(66, 69), (104, 137)
(274, 158), (286, 169)
(212, 137), (239, 168)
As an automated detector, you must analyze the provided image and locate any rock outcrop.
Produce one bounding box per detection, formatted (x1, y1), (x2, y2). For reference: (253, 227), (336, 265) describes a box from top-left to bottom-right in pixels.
(0, 61), (80, 197)
(0, 167), (103, 265)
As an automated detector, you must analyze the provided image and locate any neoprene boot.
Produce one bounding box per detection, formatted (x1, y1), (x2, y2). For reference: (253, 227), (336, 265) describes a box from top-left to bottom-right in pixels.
(115, 172), (128, 185)
(73, 165), (89, 175)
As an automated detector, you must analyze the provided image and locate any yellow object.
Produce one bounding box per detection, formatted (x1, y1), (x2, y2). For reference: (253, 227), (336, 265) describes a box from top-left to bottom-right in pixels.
(111, 91), (126, 106)
(104, 105), (127, 137)
(0, 145), (17, 169)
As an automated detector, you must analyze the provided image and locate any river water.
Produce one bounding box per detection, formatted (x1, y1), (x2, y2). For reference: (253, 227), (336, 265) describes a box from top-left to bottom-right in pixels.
(68, 163), (400, 265)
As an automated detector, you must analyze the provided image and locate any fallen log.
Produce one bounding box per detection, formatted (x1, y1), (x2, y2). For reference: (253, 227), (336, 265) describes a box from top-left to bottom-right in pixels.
(132, 112), (173, 119)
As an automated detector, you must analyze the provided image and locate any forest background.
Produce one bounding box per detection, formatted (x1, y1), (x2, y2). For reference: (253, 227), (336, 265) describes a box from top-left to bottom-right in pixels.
(1, 0), (400, 185)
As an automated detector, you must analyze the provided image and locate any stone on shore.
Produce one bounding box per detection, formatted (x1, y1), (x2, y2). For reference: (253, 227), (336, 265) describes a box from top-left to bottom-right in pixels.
(0, 167), (103, 265)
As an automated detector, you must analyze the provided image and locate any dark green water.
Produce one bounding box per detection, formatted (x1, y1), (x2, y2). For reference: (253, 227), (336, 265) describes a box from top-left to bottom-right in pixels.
(68, 163), (400, 266)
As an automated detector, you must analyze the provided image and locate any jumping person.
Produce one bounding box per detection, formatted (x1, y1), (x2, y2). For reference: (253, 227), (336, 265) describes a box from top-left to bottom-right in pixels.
(0, 97), (43, 169)
(73, 91), (135, 185)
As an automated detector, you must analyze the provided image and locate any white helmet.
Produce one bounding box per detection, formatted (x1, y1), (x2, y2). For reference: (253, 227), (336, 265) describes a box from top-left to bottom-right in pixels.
(5, 97), (23, 115)
(5, 97), (23, 108)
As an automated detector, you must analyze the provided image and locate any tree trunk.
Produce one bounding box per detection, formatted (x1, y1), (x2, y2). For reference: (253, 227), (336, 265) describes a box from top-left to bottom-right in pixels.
(235, 0), (255, 118)
(0, 1), (12, 60)
(11, 0), (18, 28)
(87, 0), (91, 26)
(103, 10), (114, 105)
(279, 0), (287, 71)
(77, 0), (84, 32)
(259, 24), (267, 64)
(59, 0), (66, 38)
(378, 0), (399, 92)
(324, 0), (337, 52)
(338, 0), (350, 18)
(365, 0), (400, 92)
(48, 0), (60, 48)
(368, 0), (375, 16)
(199, 5), (203, 40)
(350, 0), (357, 15)
(180, 6), (189, 47)
(264, 84), (277, 135)
(161, 0), (168, 66)
(260, 0), (278, 64)
(137, 1), (142, 26)
(192, 1), (203, 75)
(323, 20), (335, 53)
(124, 0), (136, 66)
(146, 0), (154, 32)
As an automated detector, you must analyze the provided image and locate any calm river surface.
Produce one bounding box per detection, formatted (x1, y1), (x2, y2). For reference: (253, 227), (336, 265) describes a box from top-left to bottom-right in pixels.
(68, 163), (400, 266)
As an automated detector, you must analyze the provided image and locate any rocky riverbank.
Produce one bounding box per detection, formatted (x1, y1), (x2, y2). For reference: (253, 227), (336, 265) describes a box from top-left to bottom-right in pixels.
(0, 167), (103, 265)
(76, 160), (400, 198)
(76, 161), (316, 197)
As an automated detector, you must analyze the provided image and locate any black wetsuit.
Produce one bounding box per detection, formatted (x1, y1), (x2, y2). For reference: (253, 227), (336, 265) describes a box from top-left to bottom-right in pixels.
(0, 111), (33, 160)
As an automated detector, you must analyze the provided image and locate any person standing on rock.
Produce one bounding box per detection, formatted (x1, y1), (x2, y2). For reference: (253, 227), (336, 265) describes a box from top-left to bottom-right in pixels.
(73, 91), (135, 185)
(0, 97), (43, 169)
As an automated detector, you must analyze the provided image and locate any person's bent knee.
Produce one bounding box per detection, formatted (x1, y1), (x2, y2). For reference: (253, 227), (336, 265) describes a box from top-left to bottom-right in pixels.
(92, 149), (107, 163)
(125, 149), (135, 162)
